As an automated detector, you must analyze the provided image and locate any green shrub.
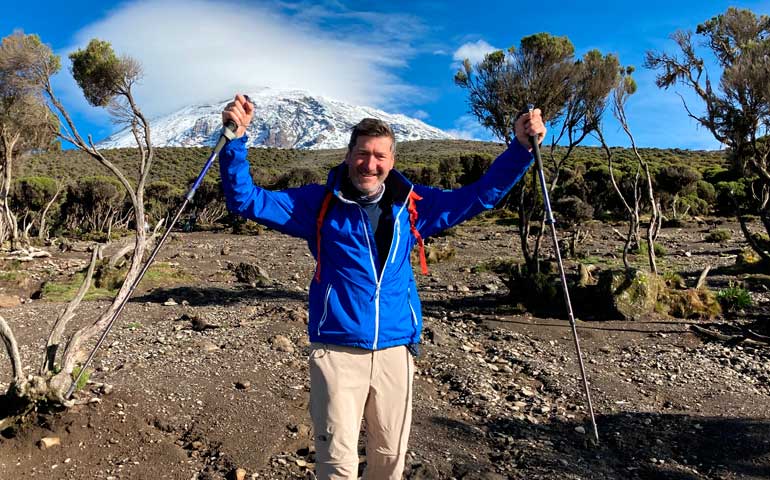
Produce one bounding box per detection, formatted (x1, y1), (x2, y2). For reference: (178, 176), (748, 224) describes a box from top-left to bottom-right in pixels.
(554, 195), (594, 226)
(272, 167), (322, 189)
(705, 229), (731, 243)
(60, 176), (126, 234)
(146, 180), (183, 224)
(717, 282), (752, 312)
(634, 241), (667, 257)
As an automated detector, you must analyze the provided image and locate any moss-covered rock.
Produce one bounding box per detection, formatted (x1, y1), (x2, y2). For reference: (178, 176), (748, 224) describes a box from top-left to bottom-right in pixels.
(661, 288), (722, 319)
(598, 268), (661, 321)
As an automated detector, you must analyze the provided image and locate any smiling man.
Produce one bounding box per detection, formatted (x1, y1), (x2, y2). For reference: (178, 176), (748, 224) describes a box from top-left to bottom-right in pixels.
(219, 93), (545, 479)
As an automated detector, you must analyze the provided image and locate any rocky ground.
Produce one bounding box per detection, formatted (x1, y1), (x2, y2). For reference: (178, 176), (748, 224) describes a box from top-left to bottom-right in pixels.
(0, 216), (769, 479)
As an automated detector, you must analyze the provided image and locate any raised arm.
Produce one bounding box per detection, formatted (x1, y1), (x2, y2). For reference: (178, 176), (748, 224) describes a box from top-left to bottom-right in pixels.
(413, 109), (546, 238)
(218, 94), (324, 240)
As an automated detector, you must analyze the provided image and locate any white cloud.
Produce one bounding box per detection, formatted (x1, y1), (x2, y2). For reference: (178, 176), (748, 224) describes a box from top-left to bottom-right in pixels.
(52, 0), (422, 127)
(446, 115), (495, 141)
(451, 39), (497, 70)
(412, 109), (429, 120)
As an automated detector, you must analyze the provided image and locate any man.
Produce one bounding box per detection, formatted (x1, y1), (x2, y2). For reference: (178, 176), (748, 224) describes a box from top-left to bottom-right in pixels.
(220, 94), (545, 479)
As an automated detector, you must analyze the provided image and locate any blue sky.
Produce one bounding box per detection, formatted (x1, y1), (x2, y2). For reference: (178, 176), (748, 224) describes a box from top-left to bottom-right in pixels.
(3, 0), (769, 150)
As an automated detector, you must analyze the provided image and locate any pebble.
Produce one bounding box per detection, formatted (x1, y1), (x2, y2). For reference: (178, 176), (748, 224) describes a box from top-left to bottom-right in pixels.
(575, 426), (586, 435)
(163, 298), (178, 306)
(38, 437), (60, 449)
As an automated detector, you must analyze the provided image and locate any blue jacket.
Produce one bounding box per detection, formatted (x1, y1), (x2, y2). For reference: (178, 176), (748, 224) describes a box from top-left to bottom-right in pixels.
(219, 137), (533, 350)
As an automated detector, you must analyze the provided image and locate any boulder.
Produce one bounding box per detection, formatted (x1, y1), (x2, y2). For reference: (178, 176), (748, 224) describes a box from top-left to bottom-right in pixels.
(598, 268), (660, 321)
(231, 262), (271, 287)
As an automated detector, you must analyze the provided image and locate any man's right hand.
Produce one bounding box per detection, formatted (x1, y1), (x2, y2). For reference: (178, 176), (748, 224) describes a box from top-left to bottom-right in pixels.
(222, 94), (254, 138)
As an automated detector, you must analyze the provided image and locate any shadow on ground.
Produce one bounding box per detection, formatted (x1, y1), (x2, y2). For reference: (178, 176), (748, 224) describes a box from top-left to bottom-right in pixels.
(421, 411), (770, 479)
(132, 284), (307, 306)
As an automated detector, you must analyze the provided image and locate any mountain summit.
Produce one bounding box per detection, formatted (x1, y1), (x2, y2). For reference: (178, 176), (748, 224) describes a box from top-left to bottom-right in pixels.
(97, 89), (454, 149)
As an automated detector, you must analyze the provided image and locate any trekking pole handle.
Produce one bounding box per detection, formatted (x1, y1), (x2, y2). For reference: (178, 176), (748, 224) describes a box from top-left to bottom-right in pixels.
(186, 120), (238, 201)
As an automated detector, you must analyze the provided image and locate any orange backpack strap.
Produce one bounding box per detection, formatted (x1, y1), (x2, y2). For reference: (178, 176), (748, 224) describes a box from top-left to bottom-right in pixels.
(407, 190), (428, 275)
(315, 191), (335, 283)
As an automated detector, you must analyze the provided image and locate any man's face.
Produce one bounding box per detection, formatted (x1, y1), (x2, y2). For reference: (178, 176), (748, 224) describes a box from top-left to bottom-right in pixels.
(344, 135), (395, 196)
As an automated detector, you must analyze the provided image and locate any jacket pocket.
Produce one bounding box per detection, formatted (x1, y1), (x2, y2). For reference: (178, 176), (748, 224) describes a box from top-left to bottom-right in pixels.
(317, 283), (333, 336)
(407, 287), (418, 327)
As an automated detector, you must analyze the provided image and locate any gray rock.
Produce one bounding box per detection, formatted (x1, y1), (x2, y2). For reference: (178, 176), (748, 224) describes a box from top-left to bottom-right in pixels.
(270, 335), (295, 353)
(231, 262), (272, 287)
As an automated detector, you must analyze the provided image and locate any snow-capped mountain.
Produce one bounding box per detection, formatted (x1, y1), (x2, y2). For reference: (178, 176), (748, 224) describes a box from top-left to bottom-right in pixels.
(97, 89), (454, 149)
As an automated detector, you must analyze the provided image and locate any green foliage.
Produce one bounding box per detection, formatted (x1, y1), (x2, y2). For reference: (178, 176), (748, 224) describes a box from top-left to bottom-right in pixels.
(60, 176), (126, 234)
(16, 138), (736, 238)
(146, 180), (183, 224)
(633, 240), (667, 257)
(717, 282), (753, 312)
(714, 179), (752, 214)
(69, 39), (128, 107)
(438, 157), (462, 189)
(553, 195), (594, 226)
(12, 176), (58, 208)
(705, 228), (731, 242)
(646, 7), (770, 254)
(454, 32), (579, 143)
(71, 366), (91, 392)
(662, 271), (686, 289)
(40, 272), (116, 301)
(271, 167), (322, 189)
(0, 31), (60, 204)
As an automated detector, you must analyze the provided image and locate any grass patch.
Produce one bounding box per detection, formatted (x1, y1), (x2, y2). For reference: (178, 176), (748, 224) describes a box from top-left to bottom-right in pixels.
(41, 272), (116, 301)
(41, 262), (192, 301)
(0, 271), (26, 282)
(71, 365), (91, 392)
(717, 282), (753, 312)
(633, 241), (667, 257)
(138, 262), (193, 289)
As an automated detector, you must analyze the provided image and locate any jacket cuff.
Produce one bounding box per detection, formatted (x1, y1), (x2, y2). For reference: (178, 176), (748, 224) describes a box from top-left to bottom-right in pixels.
(508, 137), (533, 158)
(223, 135), (248, 154)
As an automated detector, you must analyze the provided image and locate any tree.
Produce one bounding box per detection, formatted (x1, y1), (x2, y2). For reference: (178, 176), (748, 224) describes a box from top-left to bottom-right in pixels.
(0, 34), (157, 420)
(595, 68), (660, 273)
(645, 7), (770, 262)
(10, 176), (63, 241)
(655, 165), (702, 219)
(0, 32), (59, 248)
(455, 34), (617, 273)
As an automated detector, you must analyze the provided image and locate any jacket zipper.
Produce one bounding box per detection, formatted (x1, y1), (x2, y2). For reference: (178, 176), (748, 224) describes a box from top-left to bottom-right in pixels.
(317, 284), (333, 336)
(407, 287), (418, 326)
(336, 187), (412, 349)
(390, 196), (409, 264)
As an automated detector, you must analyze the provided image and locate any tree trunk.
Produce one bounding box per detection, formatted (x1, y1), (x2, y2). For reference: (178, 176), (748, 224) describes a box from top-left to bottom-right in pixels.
(0, 132), (20, 249)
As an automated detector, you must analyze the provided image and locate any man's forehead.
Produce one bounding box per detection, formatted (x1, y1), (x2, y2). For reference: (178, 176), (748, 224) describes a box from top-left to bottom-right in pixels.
(353, 135), (394, 150)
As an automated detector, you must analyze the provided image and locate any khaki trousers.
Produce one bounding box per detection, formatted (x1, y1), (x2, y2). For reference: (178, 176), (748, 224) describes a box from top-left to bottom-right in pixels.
(309, 343), (413, 480)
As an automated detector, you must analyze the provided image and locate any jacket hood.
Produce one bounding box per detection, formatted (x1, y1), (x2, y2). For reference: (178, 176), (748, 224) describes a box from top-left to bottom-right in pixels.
(325, 162), (414, 204)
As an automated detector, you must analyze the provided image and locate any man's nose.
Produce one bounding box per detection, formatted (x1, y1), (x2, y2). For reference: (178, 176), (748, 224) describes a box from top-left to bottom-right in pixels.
(362, 155), (377, 170)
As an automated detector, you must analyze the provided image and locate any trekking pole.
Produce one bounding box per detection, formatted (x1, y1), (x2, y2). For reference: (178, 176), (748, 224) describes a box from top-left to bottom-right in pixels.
(65, 119), (240, 399)
(527, 104), (599, 444)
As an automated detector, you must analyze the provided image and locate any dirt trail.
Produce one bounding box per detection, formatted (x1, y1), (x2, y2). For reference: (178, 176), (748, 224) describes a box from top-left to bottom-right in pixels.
(0, 219), (768, 479)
